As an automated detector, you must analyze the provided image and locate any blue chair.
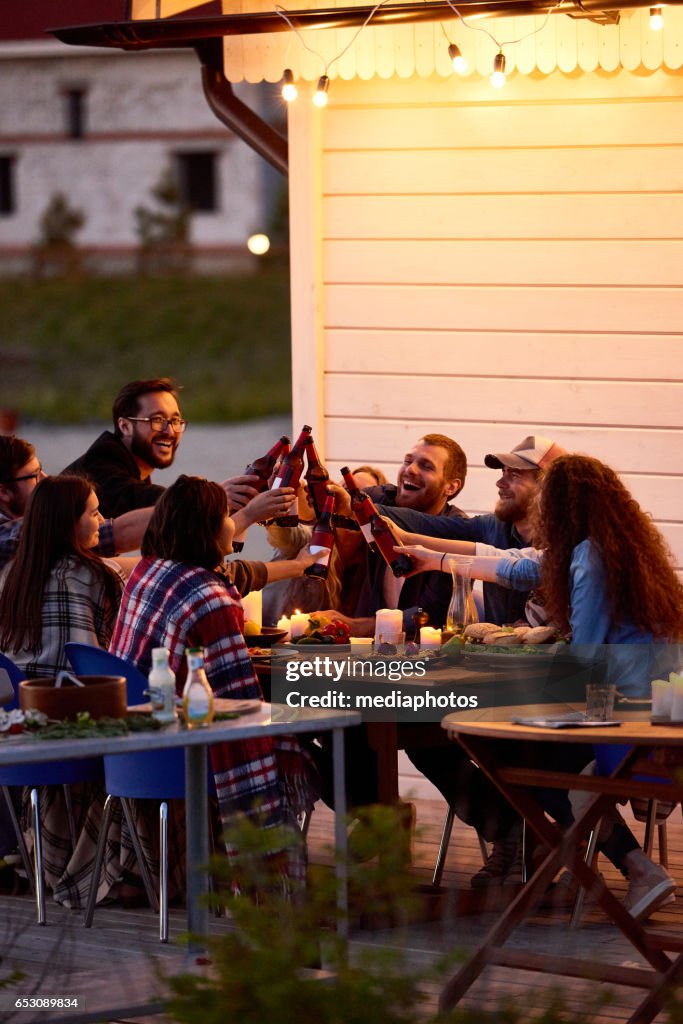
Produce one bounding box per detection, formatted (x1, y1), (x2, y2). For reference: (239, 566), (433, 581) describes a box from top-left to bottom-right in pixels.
(66, 644), (216, 942)
(0, 652), (102, 925)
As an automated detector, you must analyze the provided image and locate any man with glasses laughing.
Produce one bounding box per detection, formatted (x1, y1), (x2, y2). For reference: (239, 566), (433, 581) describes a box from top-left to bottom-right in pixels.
(62, 378), (187, 518)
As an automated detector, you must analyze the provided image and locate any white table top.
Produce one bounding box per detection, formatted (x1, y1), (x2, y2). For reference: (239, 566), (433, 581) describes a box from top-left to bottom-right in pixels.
(0, 703), (361, 766)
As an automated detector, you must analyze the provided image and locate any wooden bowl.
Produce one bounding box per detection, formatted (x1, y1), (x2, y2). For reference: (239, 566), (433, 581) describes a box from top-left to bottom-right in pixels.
(19, 675), (127, 720)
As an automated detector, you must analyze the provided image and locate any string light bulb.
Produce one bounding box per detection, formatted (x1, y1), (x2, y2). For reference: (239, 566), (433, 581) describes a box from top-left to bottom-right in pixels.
(491, 52), (506, 88)
(649, 5), (664, 29)
(312, 75), (330, 108)
(281, 69), (298, 102)
(448, 43), (467, 74)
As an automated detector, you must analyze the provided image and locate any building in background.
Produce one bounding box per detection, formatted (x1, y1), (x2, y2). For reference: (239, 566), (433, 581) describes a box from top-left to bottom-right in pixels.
(0, 2), (284, 275)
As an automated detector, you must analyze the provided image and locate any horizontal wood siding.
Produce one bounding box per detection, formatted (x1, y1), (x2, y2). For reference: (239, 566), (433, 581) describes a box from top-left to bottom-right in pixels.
(290, 69), (683, 569)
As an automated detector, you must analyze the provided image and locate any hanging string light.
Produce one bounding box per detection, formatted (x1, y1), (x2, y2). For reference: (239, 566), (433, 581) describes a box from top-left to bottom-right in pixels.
(312, 75), (330, 107)
(490, 51), (506, 87)
(649, 5), (664, 29)
(281, 68), (298, 102)
(447, 42), (467, 74)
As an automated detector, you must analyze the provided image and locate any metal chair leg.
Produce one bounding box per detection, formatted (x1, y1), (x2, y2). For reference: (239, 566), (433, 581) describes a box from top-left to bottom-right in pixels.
(432, 805), (455, 887)
(569, 820), (601, 931)
(84, 794), (116, 928)
(299, 809), (312, 838)
(658, 821), (668, 868)
(159, 802), (168, 943)
(2, 786), (34, 888)
(30, 788), (46, 926)
(643, 799), (657, 857)
(120, 797), (159, 912)
(62, 785), (78, 851)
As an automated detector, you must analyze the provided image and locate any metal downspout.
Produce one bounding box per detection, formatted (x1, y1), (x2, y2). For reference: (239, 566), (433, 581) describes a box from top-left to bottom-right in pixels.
(195, 39), (288, 176)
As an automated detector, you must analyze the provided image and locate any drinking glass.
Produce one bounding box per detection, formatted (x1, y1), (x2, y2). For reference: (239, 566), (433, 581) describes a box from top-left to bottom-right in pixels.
(585, 682), (617, 721)
(446, 557), (479, 635)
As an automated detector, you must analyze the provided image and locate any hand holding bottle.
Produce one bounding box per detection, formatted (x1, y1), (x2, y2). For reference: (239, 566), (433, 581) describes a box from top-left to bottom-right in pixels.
(237, 486), (296, 527)
(220, 474), (262, 509)
(393, 544), (442, 575)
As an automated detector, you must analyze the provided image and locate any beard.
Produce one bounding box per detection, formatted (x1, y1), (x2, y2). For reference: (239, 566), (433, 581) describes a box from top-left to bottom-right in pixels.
(129, 431), (178, 470)
(6, 489), (26, 518)
(494, 494), (531, 524)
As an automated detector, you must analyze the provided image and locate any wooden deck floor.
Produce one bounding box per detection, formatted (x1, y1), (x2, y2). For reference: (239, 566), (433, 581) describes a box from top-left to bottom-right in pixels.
(1, 799), (681, 1024)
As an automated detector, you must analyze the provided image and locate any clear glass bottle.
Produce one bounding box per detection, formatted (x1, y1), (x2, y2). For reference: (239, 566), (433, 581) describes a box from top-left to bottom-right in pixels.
(446, 557), (479, 635)
(182, 647), (214, 729)
(147, 647), (178, 724)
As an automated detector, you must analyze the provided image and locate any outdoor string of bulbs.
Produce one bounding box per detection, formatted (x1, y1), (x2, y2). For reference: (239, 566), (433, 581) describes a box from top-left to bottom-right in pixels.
(277, 1), (666, 103)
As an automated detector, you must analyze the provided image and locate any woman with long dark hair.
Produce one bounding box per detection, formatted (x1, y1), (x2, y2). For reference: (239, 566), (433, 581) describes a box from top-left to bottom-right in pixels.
(111, 474), (317, 886)
(0, 475), (124, 676)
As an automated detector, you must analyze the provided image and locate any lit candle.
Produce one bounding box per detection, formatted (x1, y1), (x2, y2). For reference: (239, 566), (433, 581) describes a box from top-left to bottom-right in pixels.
(290, 611), (310, 641)
(419, 626), (442, 650)
(277, 615), (291, 642)
(374, 608), (403, 645)
(241, 589), (262, 628)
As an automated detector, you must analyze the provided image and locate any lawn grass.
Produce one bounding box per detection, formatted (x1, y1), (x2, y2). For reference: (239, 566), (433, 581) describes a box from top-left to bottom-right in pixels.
(0, 262), (292, 423)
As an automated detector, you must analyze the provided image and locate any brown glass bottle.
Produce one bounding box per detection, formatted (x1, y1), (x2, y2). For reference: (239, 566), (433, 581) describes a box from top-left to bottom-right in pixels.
(244, 435), (291, 493)
(340, 467), (377, 551)
(303, 435), (331, 519)
(271, 425), (312, 526)
(304, 491), (335, 580)
(369, 514), (414, 578)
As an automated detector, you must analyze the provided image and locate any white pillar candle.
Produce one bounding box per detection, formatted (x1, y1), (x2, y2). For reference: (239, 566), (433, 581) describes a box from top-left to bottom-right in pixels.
(290, 611), (310, 641)
(419, 626), (442, 650)
(374, 608), (403, 644)
(669, 672), (683, 722)
(651, 679), (672, 720)
(241, 589), (262, 628)
(277, 615), (291, 642)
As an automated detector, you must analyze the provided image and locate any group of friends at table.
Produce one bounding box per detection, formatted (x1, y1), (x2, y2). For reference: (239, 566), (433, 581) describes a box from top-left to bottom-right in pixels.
(0, 375), (681, 924)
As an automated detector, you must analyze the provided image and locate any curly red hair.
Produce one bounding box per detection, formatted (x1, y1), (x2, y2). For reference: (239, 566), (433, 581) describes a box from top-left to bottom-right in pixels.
(537, 455), (683, 639)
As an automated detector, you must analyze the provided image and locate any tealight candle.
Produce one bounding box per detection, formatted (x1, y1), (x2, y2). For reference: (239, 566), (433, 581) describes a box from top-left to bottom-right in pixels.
(419, 626), (442, 650)
(290, 611), (310, 641)
(374, 608), (403, 645)
(277, 615), (291, 642)
(241, 589), (262, 629)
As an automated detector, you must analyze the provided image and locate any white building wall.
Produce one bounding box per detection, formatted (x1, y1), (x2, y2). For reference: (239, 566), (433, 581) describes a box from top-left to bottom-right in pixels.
(288, 68), (683, 573)
(0, 44), (272, 262)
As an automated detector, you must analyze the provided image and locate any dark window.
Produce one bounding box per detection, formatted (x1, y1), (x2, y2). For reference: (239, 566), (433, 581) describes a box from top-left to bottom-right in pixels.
(175, 152), (218, 212)
(64, 88), (87, 140)
(0, 157), (15, 215)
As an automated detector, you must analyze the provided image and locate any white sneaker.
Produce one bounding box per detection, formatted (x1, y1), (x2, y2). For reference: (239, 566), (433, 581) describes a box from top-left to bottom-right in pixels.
(623, 864), (676, 922)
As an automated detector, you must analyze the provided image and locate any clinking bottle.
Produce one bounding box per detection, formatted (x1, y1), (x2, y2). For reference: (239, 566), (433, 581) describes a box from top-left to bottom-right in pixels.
(341, 466), (413, 578)
(182, 647), (214, 729)
(270, 424), (312, 527)
(147, 647), (178, 725)
(231, 435), (291, 552)
(304, 490), (336, 580)
(303, 434), (331, 520)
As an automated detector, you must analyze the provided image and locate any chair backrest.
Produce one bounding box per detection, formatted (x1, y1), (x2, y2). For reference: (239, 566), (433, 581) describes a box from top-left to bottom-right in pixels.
(0, 651), (25, 709)
(64, 643), (148, 705)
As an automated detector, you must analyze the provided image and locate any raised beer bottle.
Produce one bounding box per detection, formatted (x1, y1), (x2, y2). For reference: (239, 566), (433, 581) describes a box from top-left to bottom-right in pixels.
(303, 434), (331, 520)
(304, 490), (336, 580)
(232, 435), (291, 551)
(369, 512), (414, 578)
(271, 425), (312, 527)
(340, 467), (377, 551)
(244, 435), (291, 492)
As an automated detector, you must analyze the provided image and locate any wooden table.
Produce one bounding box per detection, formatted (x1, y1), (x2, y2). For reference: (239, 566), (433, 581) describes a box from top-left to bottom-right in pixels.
(0, 703), (361, 946)
(438, 718), (683, 1023)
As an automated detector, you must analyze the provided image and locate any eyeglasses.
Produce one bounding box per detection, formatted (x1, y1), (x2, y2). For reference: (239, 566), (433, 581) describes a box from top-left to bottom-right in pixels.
(10, 464), (43, 484)
(126, 416), (187, 434)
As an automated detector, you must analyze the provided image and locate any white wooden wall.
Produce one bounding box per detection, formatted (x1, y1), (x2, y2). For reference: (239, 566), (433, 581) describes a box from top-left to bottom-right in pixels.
(288, 68), (683, 574)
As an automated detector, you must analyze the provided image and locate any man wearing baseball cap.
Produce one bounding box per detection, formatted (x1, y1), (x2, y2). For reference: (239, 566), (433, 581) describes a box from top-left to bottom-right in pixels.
(379, 433), (567, 625)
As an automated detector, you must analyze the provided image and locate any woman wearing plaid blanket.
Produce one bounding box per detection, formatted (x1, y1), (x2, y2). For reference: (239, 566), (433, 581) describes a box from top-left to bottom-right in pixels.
(111, 474), (318, 888)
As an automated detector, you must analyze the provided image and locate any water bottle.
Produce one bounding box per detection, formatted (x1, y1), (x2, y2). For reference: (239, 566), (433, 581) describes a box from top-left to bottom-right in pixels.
(147, 647), (178, 725)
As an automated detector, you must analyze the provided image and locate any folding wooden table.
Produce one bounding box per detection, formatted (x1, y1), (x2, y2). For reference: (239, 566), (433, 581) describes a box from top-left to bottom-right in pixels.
(438, 718), (683, 1023)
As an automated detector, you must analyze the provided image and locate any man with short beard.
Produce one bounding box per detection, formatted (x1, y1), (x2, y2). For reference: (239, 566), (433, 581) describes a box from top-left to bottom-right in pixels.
(380, 435), (567, 625)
